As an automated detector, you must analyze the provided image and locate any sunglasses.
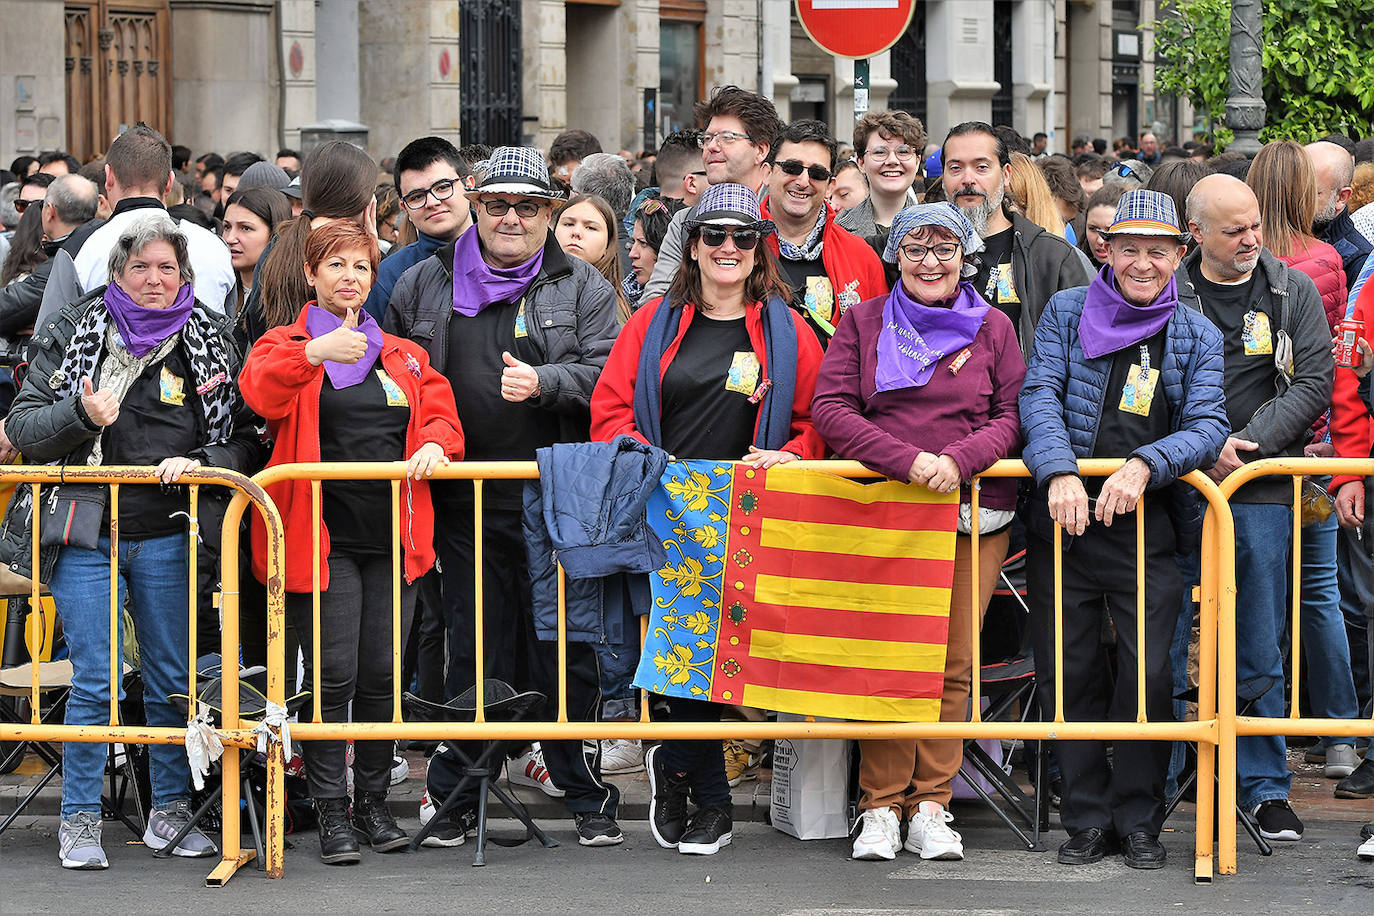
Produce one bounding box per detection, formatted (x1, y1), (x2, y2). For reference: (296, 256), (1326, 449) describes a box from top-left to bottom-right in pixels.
(774, 159), (833, 182)
(481, 198), (544, 218)
(1111, 162), (1139, 179)
(637, 197), (668, 216)
(698, 226), (760, 250)
(14, 198), (38, 213)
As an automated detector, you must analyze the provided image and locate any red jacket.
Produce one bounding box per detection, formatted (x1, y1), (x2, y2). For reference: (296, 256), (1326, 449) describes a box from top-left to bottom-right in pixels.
(590, 296), (826, 459)
(761, 200), (889, 325)
(239, 307), (465, 593)
(1332, 281), (1373, 491)
(1282, 240), (1348, 333)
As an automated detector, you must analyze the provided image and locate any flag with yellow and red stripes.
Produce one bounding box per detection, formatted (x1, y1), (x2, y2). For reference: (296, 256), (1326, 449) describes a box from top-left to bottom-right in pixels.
(634, 460), (958, 721)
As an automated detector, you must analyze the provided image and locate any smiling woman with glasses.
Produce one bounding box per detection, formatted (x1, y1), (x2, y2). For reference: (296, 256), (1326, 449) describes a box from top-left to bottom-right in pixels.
(590, 182), (825, 857)
(813, 203), (1026, 864)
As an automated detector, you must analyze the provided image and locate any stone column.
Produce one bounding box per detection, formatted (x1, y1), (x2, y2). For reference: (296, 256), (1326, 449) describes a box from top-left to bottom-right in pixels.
(924, 0), (999, 139)
(522, 0), (567, 150)
(761, 0), (796, 122)
(0, 0), (66, 162)
(278, 0), (318, 149)
(357, 0), (460, 159)
(1011, 0), (1054, 140)
(1224, 0), (1264, 156)
(170, 0), (275, 157)
(705, 0), (760, 91)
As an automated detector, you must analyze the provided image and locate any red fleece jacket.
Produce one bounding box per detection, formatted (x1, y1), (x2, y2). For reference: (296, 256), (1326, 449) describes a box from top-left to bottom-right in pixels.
(239, 306), (465, 593)
(1332, 281), (1374, 491)
(589, 296), (826, 459)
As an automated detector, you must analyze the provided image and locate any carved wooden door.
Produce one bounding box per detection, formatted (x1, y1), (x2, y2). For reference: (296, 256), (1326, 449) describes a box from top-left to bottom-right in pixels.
(64, 1), (171, 160)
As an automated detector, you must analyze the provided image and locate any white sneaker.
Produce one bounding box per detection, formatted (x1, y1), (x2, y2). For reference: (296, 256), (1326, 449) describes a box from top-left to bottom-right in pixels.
(390, 754), (410, 786)
(1326, 744), (1360, 779)
(601, 738), (645, 774)
(507, 743), (565, 797)
(904, 801), (964, 860)
(419, 787), (435, 826)
(851, 807), (901, 861)
(1360, 834), (1374, 861)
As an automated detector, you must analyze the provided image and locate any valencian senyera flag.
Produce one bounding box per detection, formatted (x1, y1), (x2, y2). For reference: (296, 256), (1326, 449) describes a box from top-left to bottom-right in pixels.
(633, 460), (959, 722)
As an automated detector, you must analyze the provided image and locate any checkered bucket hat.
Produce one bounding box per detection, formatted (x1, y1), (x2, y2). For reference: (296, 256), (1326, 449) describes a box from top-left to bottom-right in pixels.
(466, 146), (566, 200)
(1101, 189), (1191, 241)
(684, 183), (775, 234)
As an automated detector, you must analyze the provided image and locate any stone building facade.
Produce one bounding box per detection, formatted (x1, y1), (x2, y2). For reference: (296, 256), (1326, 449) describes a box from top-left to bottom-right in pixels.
(0, 0), (1188, 166)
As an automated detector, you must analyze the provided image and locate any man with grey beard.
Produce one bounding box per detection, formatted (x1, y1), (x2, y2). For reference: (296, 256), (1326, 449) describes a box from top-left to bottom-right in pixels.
(941, 121), (1090, 355)
(1306, 140), (1372, 282)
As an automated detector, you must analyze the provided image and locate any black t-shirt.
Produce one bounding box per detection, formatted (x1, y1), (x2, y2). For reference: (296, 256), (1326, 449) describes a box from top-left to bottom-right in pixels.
(974, 227), (1019, 329)
(660, 315), (759, 461)
(317, 363), (411, 553)
(1190, 269), (1271, 434)
(439, 299), (559, 509)
(778, 255), (836, 347)
(101, 346), (204, 539)
(1092, 329), (1171, 471)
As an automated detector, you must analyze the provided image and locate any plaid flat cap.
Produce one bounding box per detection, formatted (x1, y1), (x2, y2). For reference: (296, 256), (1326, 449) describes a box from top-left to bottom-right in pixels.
(685, 183), (774, 234)
(466, 146), (566, 200)
(1101, 189), (1191, 241)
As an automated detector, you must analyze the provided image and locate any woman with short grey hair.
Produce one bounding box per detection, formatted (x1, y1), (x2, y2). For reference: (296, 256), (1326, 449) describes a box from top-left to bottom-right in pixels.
(3, 213), (264, 871)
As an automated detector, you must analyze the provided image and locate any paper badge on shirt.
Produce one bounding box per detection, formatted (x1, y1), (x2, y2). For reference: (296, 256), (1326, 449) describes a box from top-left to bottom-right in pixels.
(803, 276), (836, 327)
(1242, 309), (1272, 356)
(995, 262), (1019, 304)
(725, 351), (761, 396)
(377, 369), (409, 407)
(1119, 364), (1159, 416)
(160, 367), (185, 406)
(513, 300), (528, 339)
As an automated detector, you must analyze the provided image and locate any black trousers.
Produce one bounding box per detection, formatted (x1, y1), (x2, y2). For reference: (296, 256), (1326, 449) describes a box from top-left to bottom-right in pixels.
(402, 570), (446, 704)
(431, 495), (619, 816)
(284, 551), (416, 799)
(1026, 504), (1181, 838)
(654, 696), (731, 808)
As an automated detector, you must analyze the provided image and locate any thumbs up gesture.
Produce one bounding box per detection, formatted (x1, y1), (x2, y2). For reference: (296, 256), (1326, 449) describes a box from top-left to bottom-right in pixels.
(305, 308), (370, 366)
(499, 350), (541, 402)
(80, 376), (120, 427)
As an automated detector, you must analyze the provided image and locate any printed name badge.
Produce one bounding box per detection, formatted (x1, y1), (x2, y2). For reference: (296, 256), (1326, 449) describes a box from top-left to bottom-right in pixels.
(1243, 309), (1273, 356)
(513, 300), (528, 339)
(725, 351), (761, 396)
(377, 369), (409, 407)
(159, 366), (185, 406)
(1119, 364), (1159, 416)
(804, 276), (836, 328)
(995, 262), (1019, 304)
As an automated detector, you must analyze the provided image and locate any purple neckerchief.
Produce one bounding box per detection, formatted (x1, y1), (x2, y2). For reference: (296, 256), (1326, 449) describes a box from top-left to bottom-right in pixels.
(875, 280), (990, 392)
(104, 280), (195, 358)
(1078, 266), (1177, 359)
(451, 227), (543, 317)
(304, 303), (383, 389)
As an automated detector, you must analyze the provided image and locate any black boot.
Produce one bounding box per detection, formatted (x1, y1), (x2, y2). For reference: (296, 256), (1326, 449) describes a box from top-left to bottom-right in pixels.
(315, 797), (361, 865)
(353, 789), (409, 852)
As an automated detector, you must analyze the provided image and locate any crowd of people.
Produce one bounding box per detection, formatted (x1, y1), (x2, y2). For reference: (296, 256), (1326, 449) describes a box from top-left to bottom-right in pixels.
(2, 84), (1374, 875)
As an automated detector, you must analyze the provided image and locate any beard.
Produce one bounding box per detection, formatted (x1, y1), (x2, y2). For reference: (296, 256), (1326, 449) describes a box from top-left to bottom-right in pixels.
(954, 182), (1005, 237)
(1313, 193), (1343, 234)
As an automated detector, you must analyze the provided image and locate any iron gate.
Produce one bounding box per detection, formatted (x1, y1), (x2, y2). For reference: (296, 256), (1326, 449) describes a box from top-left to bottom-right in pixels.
(460, 0), (523, 147)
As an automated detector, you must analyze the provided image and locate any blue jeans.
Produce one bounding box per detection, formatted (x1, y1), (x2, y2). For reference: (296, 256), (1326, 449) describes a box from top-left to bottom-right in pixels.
(1232, 504), (1293, 811)
(1298, 509), (1359, 744)
(594, 638), (639, 721)
(51, 534), (191, 819)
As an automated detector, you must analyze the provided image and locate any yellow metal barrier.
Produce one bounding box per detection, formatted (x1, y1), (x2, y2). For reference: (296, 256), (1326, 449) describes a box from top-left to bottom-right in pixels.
(1215, 457), (1374, 877)
(250, 457), (1229, 884)
(0, 466), (285, 887)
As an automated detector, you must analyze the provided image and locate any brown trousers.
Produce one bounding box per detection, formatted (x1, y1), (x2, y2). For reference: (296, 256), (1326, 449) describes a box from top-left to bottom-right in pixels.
(858, 530), (1009, 814)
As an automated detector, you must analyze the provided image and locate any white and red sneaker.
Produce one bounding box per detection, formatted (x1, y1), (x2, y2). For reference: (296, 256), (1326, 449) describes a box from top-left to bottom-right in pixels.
(507, 743), (565, 797)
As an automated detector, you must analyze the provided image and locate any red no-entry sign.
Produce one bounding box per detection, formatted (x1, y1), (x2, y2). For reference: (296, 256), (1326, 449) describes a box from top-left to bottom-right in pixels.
(795, 0), (917, 59)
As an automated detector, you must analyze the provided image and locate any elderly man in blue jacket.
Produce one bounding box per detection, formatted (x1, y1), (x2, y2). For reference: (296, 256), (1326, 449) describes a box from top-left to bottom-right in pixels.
(1019, 191), (1230, 871)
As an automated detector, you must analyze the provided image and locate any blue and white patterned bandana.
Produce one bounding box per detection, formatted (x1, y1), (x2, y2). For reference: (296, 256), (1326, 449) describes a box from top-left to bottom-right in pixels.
(882, 202), (984, 265)
(777, 204), (827, 262)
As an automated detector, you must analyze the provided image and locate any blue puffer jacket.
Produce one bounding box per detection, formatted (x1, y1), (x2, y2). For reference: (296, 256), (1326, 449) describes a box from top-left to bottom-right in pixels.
(1019, 285), (1231, 491)
(522, 437), (669, 643)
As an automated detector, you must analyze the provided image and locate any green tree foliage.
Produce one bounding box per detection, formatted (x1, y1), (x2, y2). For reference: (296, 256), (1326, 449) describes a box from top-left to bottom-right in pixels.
(1153, 0), (1374, 145)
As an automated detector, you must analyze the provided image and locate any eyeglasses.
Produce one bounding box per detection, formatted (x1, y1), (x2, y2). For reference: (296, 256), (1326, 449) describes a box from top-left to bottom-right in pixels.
(864, 144), (916, 162)
(480, 198), (544, 218)
(698, 226), (761, 250)
(698, 131), (753, 149)
(774, 159), (833, 183)
(401, 178), (459, 209)
(899, 243), (961, 263)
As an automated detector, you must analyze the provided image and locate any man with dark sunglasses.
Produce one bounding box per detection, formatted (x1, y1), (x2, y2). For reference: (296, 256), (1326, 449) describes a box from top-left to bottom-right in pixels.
(362, 136), (473, 320)
(761, 119), (887, 347)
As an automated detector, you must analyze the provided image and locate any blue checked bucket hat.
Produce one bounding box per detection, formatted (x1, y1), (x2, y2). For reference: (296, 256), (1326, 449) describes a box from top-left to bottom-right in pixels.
(465, 146), (566, 200)
(1100, 189), (1192, 242)
(684, 183), (775, 234)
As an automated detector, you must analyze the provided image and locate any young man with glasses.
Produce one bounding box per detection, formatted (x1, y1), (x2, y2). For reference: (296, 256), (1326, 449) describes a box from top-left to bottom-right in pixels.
(837, 109), (926, 260)
(639, 85), (784, 306)
(362, 136), (473, 320)
(761, 119), (886, 346)
(384, 146), (624, 849)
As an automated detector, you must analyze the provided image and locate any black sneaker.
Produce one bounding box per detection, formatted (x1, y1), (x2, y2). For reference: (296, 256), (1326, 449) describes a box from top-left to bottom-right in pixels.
(646, 744), (691, 849)
(575, 812), (624, 847)
(420, 807), (476, 849)
(678, 805), (732, 855)
(1253, 799), (1303, 841)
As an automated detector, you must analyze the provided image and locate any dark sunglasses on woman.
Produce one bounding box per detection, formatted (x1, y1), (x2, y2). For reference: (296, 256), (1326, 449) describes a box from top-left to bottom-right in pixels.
(698, 226), (761, 250)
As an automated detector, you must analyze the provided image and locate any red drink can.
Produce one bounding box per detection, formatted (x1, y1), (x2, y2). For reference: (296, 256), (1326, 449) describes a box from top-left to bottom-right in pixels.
(1337, 318), (1364, 369)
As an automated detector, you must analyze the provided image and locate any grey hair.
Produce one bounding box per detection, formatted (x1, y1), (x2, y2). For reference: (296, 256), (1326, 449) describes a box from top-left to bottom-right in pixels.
(107, 214), (194, 286)
(0, 183), (19, 231)
(45, 174), (99, 225)
(570, 153), (636, 219)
